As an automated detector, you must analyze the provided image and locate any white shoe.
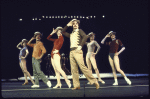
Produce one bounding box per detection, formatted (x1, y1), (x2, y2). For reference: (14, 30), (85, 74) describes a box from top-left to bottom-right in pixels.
(31, 84), (40, 88)
(47, 81), (52, 88)
(126, 79), (132, 85)
(87, 82), (90, 84)
(98, 79), (105, 84)
(113, 82), (118, 85)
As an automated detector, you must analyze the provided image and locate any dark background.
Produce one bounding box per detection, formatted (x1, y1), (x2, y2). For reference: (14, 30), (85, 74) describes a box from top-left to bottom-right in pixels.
(1, 0), (149, 79)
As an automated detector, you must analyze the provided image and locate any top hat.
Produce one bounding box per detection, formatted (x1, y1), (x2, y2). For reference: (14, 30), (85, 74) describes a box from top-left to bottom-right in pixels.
(109, 31), (116, 36)
(34, 31), (42, 37)
(22, 39), (28, 43)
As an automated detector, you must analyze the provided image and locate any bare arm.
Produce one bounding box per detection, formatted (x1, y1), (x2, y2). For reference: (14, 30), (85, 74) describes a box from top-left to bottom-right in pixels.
(16, 42), (22, 50)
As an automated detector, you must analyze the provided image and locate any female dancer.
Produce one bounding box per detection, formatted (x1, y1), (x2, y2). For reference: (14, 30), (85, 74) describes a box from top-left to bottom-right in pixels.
(16, 39), (35, 85)
(101, 31), (131, 85)
(86, 33), (105, 84)
(47, 27), (71, 88)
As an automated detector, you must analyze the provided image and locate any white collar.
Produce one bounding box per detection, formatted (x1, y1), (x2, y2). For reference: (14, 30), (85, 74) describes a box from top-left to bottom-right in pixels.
(73, 29), (79, 32)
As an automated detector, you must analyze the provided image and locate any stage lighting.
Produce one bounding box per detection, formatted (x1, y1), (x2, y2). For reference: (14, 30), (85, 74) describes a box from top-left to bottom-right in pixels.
(42, 16), (44, 18)
(71, 16), (73, 18)
(86, 16), (89, 19)
(74, 16), (76, 18)
(46, 16), (48, 18)
(102, 15), (105, 18)
(80, 16), (82, 18)
(94, 16), (96, 18)
(49, 16), (51, 18)
(64, 15), (67, 18)
(58, 16), (60, 18)
(83, 17), (85, 18)
(35, 18), (37, 20)
(52, 16), (54, 18)
(68, 16), (70, 18)
(19, 18), (22, 21)
(55, 16), (57, 18)
(90, 16), (92, 18)
(61, 16), (63, 18)
(77, 16), (78, 18)
(39, 19), (41, 20)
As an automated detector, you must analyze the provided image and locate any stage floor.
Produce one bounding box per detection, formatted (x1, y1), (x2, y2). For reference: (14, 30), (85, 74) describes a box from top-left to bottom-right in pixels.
(1, 77), (149, 97)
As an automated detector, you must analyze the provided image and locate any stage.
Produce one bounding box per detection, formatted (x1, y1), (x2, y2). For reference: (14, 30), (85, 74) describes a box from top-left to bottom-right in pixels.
(1, 76), (149, 97)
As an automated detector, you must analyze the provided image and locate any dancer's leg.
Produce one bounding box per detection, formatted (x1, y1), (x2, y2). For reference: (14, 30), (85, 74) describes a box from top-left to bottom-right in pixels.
(86, 54), (92, 74)
(21, 60), (35, 85)
(70, 51), (80, 88)
(90, 56), (104, 83)
(51, 57), (61, 85)
(114, 56), (126, 77)
(108, 55), (118, 85)
(20, 61), (28, 83)
(53, 54), (70, 87)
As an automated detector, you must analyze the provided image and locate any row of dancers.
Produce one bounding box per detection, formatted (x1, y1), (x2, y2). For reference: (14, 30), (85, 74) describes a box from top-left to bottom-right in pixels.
(17, 19), (131, 90)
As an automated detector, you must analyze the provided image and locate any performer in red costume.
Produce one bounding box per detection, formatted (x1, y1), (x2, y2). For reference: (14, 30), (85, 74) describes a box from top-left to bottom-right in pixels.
(47, 27), (71, 88)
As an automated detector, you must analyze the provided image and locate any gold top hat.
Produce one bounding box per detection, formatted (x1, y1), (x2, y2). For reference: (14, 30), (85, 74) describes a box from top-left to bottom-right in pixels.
(71, 19), (80, 24)
(22, 39), (28, 43)
(34, 31), (42, 37)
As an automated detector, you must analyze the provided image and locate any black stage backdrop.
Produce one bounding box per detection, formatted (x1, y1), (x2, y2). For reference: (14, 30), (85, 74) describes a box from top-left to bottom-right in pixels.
(1, 0), (149, 79)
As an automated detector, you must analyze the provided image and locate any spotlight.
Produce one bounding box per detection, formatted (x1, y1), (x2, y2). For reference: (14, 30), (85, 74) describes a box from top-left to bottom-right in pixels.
(55, 16), (57, 18)
(86, 16), (89, 19)
(49, 16), (51, 18)
(61, 16), (63, 18)
(71, 16), (73, 18)
(90, 16), (92, 18)
(42, 16), (44, 18)
(35, 18), (37, 20)
(74, 16), (76, 18)
(102, 15), (105, 18)
(80, 16), (82, 18)
(32, 18), (34, 20)
(68, 16), (70, 18)
(94, 16), (96, 18)
(58, 16), (60, 18)
(83, 17), (85, 18)
(46, 16), (48, 18)
(64, 15), (67, 18)
(39, 19), (41, 20)
(52, 16), (54, 18)
(77, 16), (78, 18)
(19, 18), (22, 21)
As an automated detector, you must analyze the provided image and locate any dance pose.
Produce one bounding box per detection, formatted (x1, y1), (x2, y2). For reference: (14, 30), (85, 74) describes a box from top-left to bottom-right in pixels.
(17, 39), (35, 85)
(85, 33), (105, 84)
(27, 32), (52, 88)
(47, 27), (71, 88)
(101, 31), (131, 85)
(62, 19), (99, 90)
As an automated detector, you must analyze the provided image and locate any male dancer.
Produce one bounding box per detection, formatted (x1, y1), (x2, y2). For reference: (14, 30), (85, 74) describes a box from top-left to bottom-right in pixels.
(101, 31), (131, 85)
(27, 32), (52, 88)
(62, 19), (99, 90)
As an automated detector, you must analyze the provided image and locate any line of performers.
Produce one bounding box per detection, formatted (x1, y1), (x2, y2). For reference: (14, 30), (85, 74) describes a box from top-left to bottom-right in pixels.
(17, 19), (131, 90)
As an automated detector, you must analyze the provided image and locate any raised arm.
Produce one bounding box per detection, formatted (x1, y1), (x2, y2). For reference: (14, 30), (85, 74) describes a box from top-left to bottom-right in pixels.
(27, 37), (35, 47)
(16, 42), (22, 50)
(47, 28), (57, 42)
(101, 34), (110, 44)
(62, 26), (70, 38)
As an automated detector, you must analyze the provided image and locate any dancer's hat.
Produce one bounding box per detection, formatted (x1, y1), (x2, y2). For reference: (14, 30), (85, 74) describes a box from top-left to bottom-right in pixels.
(109, 31), (116, 36)
(71, 19), (80, 24)
(22, 39), (28, 43)
(34, 31), (42, 37)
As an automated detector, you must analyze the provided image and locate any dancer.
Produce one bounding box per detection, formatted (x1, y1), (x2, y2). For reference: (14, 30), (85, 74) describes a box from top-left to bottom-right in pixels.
(62, 19), (99, 90)
(47, 27), (71, 88)
(101, 31), (131, 85)
(27, 32), (52, 88)
(17, 39), (35, 85)
(85, 32), (105, 84)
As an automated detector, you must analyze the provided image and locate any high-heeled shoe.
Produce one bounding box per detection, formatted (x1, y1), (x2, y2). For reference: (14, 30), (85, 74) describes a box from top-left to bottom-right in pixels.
(67, 80), (71, 88)
(98, 79), (105, 84)
(53, 84), (62, 88)
(22, 82), (28, 85)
